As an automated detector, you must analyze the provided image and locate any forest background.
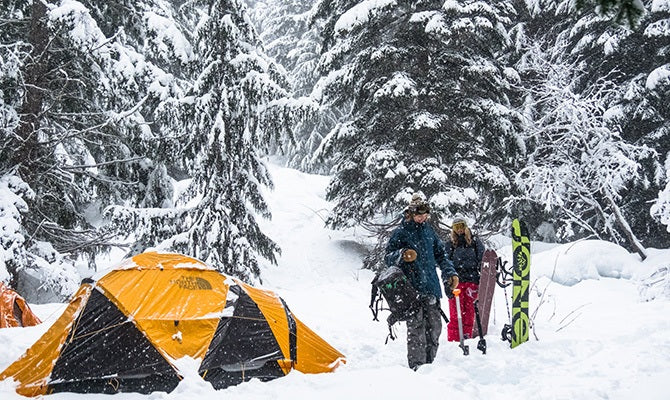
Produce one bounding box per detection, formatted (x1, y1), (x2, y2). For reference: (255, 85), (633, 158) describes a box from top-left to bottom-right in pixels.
(1, 0), (669, 302)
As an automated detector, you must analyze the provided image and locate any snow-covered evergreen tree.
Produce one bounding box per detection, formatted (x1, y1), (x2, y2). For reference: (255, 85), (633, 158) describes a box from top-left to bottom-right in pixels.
(504, 0), (669, 249)
(247, 0), (336, 174)
(107, 0), (290, 281)
(248, 0), (318, 94)
(313, 0), (523, 230)
(614, 0), (670, 247)
(73, 0), (190, 211)
(0, 0), (180, 298)
(651, 153), (670, 232)
(564, 0), (670, 248)
(576, 0), (646, 26)
(0, 6), (34, 289)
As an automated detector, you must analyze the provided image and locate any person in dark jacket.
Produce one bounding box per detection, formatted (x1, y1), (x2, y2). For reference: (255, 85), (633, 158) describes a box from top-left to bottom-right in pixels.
(446, 215), (485, 341)
(385, 194), (459, 370)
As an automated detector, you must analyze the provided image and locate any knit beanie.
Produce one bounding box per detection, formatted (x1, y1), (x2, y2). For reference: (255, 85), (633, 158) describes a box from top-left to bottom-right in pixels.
(407, 194), (430, 215)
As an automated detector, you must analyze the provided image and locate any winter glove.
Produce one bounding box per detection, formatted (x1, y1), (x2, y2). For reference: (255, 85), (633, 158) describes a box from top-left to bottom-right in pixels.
(402, 249), (417, 263)
(447, 275), (459, 290)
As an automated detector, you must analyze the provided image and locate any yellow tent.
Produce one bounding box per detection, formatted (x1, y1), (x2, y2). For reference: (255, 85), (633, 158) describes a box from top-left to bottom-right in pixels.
(0, 252), (345, 396)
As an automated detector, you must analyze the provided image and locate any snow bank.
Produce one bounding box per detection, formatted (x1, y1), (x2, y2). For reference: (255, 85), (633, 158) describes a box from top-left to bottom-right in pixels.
(530, 239), (642, 286)
(1, 163), (668, 400)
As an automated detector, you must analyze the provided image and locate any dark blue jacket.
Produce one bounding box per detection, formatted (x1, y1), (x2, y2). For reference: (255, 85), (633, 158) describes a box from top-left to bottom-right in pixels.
(385, 219), (458, 299)
(447, 234), (485, 283)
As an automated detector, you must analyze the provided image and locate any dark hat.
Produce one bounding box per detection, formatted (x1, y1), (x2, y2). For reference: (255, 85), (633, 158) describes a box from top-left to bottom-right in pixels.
(407, 194), (430, 215)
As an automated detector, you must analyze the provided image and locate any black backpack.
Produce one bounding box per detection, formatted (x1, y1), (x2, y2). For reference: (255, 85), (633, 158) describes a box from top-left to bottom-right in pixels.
(370, 266), (422, 341)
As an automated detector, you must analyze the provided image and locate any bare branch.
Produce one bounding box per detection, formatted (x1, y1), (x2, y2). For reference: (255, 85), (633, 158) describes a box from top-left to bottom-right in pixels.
(59, 156), (145, 170)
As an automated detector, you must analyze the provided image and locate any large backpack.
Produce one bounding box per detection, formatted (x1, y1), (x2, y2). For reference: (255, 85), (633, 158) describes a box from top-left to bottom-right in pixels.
(370, 266), (422, 341)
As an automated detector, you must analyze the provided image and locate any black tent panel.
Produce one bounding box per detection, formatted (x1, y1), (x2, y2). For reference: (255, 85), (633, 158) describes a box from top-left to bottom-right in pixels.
(201, 361), (285, 390)
(200, 286), (285, 389)
(49, 289), (180, 394)
(48, 374), (179, 395)
(12, 300), (24, 327)
(279, 298), (297, 363)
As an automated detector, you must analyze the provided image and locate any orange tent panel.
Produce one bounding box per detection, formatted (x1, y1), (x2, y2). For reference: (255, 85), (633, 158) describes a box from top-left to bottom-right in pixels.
(292, 316), (346, 373)
(0, 282), (41, 328)
(97, 268), (229, 361)
(0, 284), (92, 397)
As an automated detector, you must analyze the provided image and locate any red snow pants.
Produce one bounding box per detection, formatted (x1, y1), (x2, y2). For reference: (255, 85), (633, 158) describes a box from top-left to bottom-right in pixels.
(447, 281), (479, 341)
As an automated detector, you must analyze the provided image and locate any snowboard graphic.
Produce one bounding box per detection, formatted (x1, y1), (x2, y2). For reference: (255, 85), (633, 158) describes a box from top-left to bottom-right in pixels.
(473, 249), (497, 337)
(511, 219), (530, 348)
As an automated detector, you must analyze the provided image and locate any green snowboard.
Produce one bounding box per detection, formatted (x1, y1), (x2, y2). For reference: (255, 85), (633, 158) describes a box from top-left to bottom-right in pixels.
(511, 219), (530, 348)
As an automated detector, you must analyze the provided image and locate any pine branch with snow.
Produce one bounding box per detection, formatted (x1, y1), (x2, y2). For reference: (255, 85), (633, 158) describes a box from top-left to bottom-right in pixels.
(313, 0), (523, 231)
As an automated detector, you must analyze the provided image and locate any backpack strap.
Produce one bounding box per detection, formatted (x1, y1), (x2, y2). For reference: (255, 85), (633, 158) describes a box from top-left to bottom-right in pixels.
(369, 277), (381, 321)
(369, 273), (384, 321)
(385, 313), (400, 343)
(385, 324), (397, 344)
(438, 304), (449, 323)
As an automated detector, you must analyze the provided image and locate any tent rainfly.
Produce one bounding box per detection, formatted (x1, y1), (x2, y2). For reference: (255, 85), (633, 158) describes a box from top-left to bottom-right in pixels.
(0, 252), (345, 396)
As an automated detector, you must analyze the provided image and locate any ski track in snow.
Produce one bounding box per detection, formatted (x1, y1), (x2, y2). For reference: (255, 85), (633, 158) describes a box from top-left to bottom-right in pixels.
(0, 162), (668, 399)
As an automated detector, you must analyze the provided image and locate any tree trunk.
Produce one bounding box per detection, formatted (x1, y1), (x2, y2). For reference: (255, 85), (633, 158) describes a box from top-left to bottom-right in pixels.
(13, 0), (49, 181)
(604, 190), (648, 260)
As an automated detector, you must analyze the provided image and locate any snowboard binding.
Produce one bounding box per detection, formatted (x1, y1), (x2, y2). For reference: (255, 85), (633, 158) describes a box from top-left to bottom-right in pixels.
(501, 324), (512, 343)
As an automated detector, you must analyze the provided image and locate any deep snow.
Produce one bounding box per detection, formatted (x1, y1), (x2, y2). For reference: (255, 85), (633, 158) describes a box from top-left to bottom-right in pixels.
(1, 162), (668, 399)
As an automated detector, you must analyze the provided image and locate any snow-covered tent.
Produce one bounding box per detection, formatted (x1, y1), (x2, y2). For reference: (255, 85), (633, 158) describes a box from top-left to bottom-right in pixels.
(0, 252), (345, 396)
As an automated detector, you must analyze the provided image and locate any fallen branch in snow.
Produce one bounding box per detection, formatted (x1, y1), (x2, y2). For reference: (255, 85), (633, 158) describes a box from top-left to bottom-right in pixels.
(300, 204), (329, 223)
(529, 277), (543, 341)
(556, 303), (591, 332)
(533, 237), (598, 327)
(529, 245), (563, 340)
(639, 265), (670, 301)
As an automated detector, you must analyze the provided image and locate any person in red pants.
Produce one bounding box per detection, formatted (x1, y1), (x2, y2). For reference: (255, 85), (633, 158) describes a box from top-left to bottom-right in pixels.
(446, 215), (485, 341)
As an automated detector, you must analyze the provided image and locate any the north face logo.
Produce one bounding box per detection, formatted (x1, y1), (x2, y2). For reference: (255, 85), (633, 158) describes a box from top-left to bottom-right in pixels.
(171, 276), (212, 290)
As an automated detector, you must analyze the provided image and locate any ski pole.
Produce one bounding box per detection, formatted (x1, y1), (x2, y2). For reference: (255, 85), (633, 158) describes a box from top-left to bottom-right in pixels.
(453, 288), (469, 356)
(497, 259), (513, 343)
(474, 300), (486, 354)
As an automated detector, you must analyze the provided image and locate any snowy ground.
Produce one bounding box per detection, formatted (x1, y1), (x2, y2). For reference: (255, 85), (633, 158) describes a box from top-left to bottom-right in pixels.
(1, 163), (669, 399)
